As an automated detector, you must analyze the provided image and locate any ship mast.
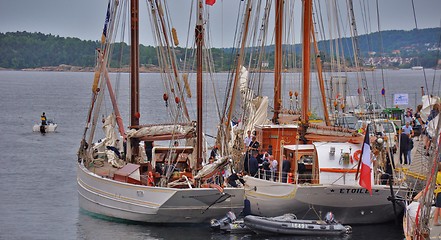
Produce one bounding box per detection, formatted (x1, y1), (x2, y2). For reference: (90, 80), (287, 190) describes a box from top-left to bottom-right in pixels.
(195, 0), (204, 167)
(272, 0), (283, 124)
(301, 0), (312, 123)
(130, 0), (140, 162)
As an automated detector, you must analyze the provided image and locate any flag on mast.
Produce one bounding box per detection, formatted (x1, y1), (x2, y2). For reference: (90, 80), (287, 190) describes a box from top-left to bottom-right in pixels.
(206, 0), (216, 6)
(101, 0), (111, 44)
(358, 126), (372, 195)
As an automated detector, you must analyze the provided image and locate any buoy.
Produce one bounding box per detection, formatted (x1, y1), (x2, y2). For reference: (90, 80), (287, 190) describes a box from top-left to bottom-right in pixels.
(352, 150), (362, 162)
(288, 172), (293, 183)
(172, 28), (179, 46)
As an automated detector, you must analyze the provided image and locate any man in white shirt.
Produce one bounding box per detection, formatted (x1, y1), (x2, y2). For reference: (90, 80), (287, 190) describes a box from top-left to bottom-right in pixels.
(402, 121), (413, 136)
(244, 130), (252, 151)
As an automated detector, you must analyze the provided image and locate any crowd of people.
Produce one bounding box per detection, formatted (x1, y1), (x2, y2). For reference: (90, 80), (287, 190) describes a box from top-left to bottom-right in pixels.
(242, 130), (291, 183)
(399, 103), (440, 165)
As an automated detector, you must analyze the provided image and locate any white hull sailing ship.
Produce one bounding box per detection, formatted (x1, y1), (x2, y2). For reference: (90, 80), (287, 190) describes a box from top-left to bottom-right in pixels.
(76, 0), (244, 223)
(224, 0), (407, 224)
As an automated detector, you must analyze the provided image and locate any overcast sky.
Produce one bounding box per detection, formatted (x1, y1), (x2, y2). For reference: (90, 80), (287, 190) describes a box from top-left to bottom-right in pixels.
(0, 0), (440, 48)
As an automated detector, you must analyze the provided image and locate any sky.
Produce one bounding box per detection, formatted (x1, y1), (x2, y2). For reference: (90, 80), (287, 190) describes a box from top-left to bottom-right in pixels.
(0, 0), (440, 48)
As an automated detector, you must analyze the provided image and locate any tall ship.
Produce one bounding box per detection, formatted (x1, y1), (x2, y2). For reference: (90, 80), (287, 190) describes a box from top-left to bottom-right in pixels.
(76, 0), (244, 223)
(219, 0), (408, 224)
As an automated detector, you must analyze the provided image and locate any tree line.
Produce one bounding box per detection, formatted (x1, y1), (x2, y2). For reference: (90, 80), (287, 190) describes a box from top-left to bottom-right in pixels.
(0, 28), (439, 70)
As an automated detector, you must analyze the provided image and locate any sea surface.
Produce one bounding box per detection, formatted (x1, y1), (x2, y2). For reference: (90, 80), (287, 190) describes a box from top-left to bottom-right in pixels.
(0, 69), (439, 240)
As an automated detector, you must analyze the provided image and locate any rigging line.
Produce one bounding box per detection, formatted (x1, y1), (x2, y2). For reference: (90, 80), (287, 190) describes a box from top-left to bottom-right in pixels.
(434, 25), (441, 95)
(182, 0), (195, 74)
(408, 0), (431, 101)
(316, 0), (332, 111)
(221, 0), (244, 120)
(246, 0), (260, 79)
(429, 25), (441, 96)
(375, 0), (387, 108)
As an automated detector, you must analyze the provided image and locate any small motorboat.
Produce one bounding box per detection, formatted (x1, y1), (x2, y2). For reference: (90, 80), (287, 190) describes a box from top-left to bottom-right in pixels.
(33, 119), (57, 133)
(210, 211), (251, 234)
(244, 212), (352, 236)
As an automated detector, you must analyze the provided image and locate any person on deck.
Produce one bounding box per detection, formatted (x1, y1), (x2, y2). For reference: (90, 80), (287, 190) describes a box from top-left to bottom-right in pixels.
(402, 121), (414, 164)
(433, 163), (441, 226)
(424, 103), (440, 155)
(210, 145), (219, 160)
(270, 156), (278, 181)
(249, 151), (259, 177)
(281, 156), (291, 183)
(248, 136), (260, 156)
(414, 104), (424, 141)
(262, 155), (271, 180)
(144, 141), (154, 162)
(243, 130), (252, 152)
(402, 121), (414, 136)
(226, 171), (245, 187)
(399, 132), (410, 165)
(404, 111), (413, 127)
(41, 112), (47, 126)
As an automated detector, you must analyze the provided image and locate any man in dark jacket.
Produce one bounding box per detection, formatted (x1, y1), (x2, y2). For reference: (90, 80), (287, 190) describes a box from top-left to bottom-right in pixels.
(400, 132), (410, 165)
(249, 151), (259, 177)
(282, 156), (291, 183)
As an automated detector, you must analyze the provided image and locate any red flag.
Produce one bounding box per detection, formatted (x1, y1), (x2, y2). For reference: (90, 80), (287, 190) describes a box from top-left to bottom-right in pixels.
(206, 0), (216, 6)
(359, 126), (372, 195)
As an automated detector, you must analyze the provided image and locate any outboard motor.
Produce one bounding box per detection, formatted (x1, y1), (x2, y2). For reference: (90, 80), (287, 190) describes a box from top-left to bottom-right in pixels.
(210, 211), (236, 230)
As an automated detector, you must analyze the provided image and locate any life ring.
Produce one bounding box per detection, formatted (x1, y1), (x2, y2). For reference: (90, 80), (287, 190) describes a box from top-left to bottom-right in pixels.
(352, 150), (362, 162)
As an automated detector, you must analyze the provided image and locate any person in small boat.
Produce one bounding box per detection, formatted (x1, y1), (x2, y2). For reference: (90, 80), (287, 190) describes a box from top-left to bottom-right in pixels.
(41, 112), (47, 126)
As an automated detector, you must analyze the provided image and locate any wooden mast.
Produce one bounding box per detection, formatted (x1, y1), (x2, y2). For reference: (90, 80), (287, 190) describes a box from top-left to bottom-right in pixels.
(272, 0), (283, 124)
(130, 0), (140, 162)
(226, 1), (252, 134)
(195, 0), (204, 167)
(301, 0), (312, 123)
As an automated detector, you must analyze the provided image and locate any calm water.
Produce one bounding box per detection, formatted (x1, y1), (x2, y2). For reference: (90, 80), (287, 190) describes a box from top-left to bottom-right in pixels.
(1, 69), (439, 240)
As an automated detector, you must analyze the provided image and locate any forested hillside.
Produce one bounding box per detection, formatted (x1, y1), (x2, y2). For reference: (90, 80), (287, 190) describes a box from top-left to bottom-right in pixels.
(0, 28), (439, 70)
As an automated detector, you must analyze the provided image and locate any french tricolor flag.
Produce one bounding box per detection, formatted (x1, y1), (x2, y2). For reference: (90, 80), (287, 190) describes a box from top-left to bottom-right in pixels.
(358, 126), (372, 195)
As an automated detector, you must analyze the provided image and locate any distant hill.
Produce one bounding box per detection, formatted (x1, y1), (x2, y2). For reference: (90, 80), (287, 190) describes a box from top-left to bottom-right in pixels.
(0, 28), (439, 70)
